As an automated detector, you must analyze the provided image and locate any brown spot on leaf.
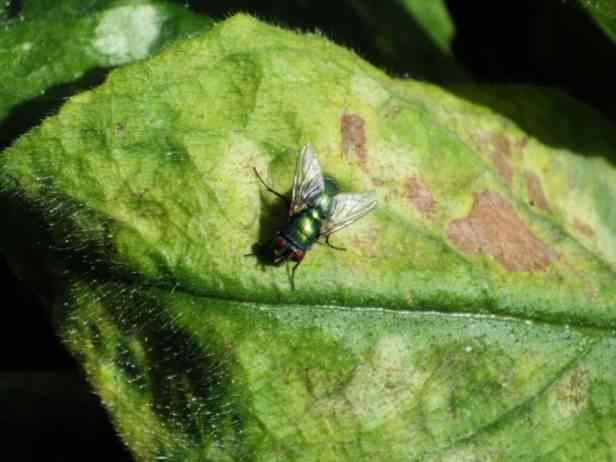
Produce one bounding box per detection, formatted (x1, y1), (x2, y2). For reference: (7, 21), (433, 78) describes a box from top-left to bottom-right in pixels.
(341, 113), (367, 170)
(574, 218), (595, 238)
(404, 176), (435, 218)
(490, 135), (512, 186)
(525, 171), (550, 211)
(350, 224), (381, 257)
(492, 151), (513, 186)
(472, 132), (514, 186)
(516, 136), (528, 152)
(492, 134), (511, 158)
(447, 191), (554, 272)
(512, 137), (527, 162)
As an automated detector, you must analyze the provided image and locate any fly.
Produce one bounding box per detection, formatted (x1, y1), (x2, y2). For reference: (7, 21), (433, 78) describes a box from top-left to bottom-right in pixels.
(252, 144), (377, 288)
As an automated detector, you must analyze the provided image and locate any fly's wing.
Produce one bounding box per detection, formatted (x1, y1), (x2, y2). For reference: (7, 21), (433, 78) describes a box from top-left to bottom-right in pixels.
(321, 192), (377, 236)
(290, 144), (325, 215)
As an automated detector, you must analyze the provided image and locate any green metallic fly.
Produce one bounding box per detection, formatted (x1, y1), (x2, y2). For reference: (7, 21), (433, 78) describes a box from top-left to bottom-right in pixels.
(253, 144), (377, 288)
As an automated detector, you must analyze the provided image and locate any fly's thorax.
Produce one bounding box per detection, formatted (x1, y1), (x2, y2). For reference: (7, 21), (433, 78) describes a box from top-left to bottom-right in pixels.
(306, 207), (321, 221)
(284, 209), (321, 249)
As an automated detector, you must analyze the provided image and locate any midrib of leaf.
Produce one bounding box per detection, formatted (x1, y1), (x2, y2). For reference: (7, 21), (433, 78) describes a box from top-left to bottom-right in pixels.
(103, 273), (615, 334)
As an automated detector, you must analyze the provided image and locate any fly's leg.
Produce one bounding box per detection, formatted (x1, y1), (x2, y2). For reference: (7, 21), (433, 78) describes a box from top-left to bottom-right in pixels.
(326, 235), (346, 251)
(288, 259), (302, 290)
(253, 167), (291, 205)
(317, 235), (347, 252)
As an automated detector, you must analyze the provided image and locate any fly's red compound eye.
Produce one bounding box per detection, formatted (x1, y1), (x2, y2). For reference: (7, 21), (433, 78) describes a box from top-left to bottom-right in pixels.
(291, 249), (305, 262)
(274, 237), (285, 250)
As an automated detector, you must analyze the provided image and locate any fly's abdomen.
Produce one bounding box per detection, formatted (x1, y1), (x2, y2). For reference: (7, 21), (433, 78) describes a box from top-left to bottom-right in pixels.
(284, 209), (321, 249)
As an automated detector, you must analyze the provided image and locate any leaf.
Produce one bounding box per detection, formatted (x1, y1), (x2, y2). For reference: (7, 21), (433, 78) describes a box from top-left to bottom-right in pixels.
(579, 0), (616, 43)
(397, 0), (456, 54)
(343, 0), (468, 83)
(2, 13), (616, 461)
(0, 0), (212, 149)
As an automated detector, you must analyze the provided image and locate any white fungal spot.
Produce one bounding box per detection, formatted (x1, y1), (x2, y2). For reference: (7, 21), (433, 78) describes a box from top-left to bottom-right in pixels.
(344, 335), (428, 430)
(20, 42), (32, 52)
(94, 5), (163, 65)
(548, 367), (588, 423)
(424, 447), (498, 462)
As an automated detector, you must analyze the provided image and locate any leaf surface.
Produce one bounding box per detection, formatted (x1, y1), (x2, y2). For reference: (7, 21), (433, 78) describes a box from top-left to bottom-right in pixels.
(2, 13), (616, 461)
(580, 0), (616, 43)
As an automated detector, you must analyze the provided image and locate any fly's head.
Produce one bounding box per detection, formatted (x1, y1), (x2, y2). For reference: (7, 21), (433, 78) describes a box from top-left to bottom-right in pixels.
(273, 235), (291, 263)
(273, 235), (305, 263)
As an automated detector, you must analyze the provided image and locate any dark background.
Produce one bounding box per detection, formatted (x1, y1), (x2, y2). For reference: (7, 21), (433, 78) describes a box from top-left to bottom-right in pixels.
(2, 1), (615, 461)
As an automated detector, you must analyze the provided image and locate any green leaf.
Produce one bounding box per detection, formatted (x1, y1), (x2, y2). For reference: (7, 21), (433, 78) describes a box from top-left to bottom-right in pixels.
(343, 0), (468, 83)
(398, 0), (456, 54)
(0, 0), (212, 148)
(579, 0), (616, 43)
(2, 13), (616, 461)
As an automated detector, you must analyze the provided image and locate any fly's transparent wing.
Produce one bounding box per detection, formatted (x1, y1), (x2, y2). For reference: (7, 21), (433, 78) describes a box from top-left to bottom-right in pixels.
(321, 192), (377, 236)
(290, 144), (325, 215)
